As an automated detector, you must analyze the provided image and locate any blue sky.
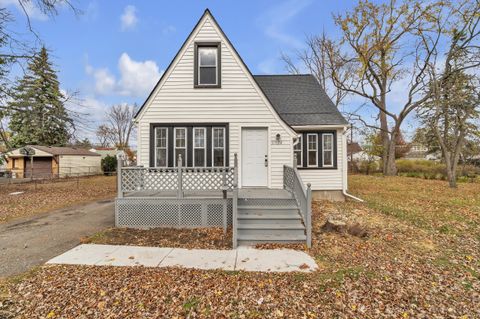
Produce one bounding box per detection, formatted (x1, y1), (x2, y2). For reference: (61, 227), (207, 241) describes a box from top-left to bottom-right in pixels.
(2, 0), (419, 141)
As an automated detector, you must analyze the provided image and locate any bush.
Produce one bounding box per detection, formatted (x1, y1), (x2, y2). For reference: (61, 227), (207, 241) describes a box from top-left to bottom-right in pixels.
(101, 155), (117, 174)
(396, 159), (480, 182)
(357, 160), (380, 175)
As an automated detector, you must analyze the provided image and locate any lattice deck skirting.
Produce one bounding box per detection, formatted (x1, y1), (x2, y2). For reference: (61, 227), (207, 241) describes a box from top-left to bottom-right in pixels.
(115, 197), (232, 229)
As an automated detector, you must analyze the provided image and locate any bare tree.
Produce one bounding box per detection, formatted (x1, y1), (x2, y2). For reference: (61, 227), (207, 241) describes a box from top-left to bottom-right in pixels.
(95, 124), (114, 147)
(420, 0), (480, 188)
(282, 32), (355, 107)
(319, 0), (444, 175)
(106, 104), (136, 150)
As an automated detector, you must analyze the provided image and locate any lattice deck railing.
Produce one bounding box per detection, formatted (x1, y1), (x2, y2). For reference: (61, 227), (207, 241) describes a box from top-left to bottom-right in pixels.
(119, 166), (235, 194)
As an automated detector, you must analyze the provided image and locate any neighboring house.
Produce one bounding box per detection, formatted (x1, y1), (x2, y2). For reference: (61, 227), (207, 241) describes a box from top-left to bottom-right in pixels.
(403, 143), (440, 161)
(90, 147), (136, 166)
(117, 9), (350, 247)
(89, 147), (118, 159)
(5, 145), (101, 178)
(348, 142), (381, 162)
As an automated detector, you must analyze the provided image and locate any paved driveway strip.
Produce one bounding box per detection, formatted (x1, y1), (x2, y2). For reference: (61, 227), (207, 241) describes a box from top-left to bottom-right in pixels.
(0, 200), (114, 277)
(47, 244), (318, 273)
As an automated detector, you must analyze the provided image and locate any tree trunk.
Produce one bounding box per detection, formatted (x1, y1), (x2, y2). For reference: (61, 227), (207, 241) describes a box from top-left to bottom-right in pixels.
(384, 128), (398, 176)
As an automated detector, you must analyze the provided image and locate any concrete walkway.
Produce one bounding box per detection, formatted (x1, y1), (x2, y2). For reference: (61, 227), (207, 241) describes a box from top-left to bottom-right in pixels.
(47, 244), (318, 273)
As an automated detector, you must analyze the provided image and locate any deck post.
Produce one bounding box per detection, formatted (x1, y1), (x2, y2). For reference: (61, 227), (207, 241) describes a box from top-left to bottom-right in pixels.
(306, 183), (312, 248)
(232, 182), (238, 249)
(177, 154), (183, 199)
(117, 154), (123, 198)
(233, 153), (238, 186)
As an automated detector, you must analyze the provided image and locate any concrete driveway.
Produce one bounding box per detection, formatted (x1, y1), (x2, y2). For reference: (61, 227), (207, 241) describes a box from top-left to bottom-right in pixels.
(0, 199), (114, 278)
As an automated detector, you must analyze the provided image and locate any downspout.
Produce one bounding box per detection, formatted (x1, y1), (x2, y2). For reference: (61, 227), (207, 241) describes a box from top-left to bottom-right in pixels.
(342, 126), (364, 202)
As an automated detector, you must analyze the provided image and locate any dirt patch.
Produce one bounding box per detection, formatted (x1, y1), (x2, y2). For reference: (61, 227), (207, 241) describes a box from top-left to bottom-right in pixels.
(83, 227), (232, 250)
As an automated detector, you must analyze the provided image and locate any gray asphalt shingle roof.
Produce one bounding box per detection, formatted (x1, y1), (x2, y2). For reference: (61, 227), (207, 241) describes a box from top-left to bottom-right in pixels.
(254, 74), (348, 126)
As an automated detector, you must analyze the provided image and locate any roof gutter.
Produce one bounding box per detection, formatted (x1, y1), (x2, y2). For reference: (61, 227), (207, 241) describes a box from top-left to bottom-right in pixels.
(292, 124), (349, 131)
(341, 126), (364, 202)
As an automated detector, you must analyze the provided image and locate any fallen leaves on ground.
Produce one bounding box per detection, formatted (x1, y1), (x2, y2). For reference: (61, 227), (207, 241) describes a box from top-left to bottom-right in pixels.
(0, 176), (116, 223)
(2, 175), (480, 318)
(84, 227), (232, 250)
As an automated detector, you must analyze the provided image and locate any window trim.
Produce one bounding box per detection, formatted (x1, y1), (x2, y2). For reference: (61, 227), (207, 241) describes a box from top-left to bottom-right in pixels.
(294, 135), (302, 167)
(296, 131), (338, 169)
(307, 133), (318, 167)
(154, 127), (168, 167)
(174, 127), (187, 167)
(197, 47), (218, 86)
(322, 133), (334, 167)
(193, 127), (207, 167)
(212, 127), (226, 167)
(194, 42), (221, 88)
(149, 123), (229, 168)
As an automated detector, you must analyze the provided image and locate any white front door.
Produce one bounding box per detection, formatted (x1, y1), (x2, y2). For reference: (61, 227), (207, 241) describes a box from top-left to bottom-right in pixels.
(242, 128), (268, 187)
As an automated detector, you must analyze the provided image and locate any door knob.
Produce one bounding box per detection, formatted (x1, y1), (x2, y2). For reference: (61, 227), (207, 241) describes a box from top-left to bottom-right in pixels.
(264, 155), (268, 167)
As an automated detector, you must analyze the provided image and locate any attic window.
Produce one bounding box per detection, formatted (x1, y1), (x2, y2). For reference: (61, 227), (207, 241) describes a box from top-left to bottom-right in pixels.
(194, 42), (221, 88)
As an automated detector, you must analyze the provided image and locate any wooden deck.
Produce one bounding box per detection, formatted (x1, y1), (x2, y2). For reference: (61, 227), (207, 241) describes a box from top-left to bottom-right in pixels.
(124, 188), (293, 199)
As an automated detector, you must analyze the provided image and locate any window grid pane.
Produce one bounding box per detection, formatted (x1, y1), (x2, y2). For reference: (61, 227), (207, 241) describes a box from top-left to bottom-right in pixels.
(193, 128), (206, 167)
(307, 134), (317, 166)
(199, 48), (217, 66)
(155, 128), (168, 167)
(194, 128), (205, 148)
(174, 128), (187, 166)
(323, 134), (334, 166)
(199, 67), (217, 85)
(175, 129), (186, 148)
(212, 127), (225, 167)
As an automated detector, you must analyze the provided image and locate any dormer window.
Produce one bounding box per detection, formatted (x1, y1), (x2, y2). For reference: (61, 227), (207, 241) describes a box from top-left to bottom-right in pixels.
(194, 42), (221, 88)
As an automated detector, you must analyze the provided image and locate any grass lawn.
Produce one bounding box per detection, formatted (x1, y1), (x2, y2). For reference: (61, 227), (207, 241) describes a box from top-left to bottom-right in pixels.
(1, 175), (479, 318)
(0, 175), (116, 223)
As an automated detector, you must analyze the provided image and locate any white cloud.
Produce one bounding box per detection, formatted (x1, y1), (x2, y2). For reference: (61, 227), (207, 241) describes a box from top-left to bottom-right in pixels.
(120, 5), (138, 31)
(85, 53), (161, 98)
(0, 0), (48, 21)
(259, 0), (312, 49)
(117, 53), (161, 97)
(92, 68), (116, 95)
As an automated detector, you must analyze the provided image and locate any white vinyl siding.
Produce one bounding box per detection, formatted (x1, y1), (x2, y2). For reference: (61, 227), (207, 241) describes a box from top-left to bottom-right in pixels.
(299, 129), (344, 190)
(136, 16), (294, 188)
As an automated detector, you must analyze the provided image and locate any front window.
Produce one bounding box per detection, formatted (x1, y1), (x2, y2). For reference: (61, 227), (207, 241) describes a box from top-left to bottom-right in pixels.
(155, 127), (168, 167)
(307, 134), (318, 167)
(193, 127), (206, 167)
(294, 135), (302, 166)
(322, 133), (334, 167)
(198, 46), (217, 85)
(212, 127), (225, 167)
(174, 128), (187, 166)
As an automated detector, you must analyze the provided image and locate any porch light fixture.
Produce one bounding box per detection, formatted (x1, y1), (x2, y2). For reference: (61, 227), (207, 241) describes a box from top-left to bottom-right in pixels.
(275, 133), (282, 144)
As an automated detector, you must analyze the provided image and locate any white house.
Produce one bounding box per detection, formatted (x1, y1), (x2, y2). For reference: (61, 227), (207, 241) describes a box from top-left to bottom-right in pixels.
(117, 9), (350, 247)
(134, 9), (349, 200)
